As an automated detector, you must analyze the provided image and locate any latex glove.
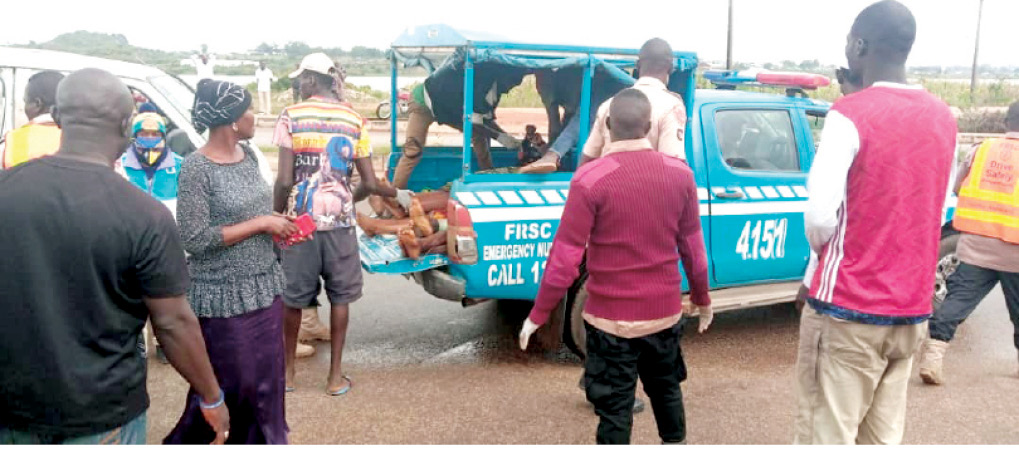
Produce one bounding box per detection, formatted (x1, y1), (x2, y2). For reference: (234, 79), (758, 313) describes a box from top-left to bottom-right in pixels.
(695, 306), (713, 333)
(497, 133), (521, 149)
(519, 318), (540, 350)
(395, 189), (415, 211)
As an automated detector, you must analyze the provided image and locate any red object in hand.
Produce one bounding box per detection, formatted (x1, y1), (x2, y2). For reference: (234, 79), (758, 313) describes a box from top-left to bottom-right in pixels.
(274, 214), (316, 247)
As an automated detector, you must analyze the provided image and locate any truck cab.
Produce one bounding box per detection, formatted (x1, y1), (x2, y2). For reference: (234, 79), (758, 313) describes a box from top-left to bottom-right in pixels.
(358, 26), (957, 357)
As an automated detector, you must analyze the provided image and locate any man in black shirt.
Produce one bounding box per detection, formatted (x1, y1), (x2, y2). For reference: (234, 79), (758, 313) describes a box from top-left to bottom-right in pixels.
(0, 68), (229, 444)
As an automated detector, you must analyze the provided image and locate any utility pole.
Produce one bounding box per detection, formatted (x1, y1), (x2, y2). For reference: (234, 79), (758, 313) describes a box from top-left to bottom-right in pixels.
(726, 0), (734, 69)
(970, 0), (984, 102)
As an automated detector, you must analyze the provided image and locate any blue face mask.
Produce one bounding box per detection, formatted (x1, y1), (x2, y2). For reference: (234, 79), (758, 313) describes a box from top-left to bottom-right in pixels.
(135, 135), (163, 150)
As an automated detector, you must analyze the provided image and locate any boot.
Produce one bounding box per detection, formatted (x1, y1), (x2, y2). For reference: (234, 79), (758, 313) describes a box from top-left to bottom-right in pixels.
(298, 308), (331, 342)
(918, 338), (950, 385)
(520, 151), (560, 174)
(296, 342), (316, 359)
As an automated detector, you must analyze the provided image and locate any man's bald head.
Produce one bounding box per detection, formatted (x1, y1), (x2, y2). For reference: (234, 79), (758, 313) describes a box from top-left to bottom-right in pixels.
(54, 68), (135, 162)
(848, 0), (916, 66)
(637, 38), (675, 78)
(607, 88), (652, 142)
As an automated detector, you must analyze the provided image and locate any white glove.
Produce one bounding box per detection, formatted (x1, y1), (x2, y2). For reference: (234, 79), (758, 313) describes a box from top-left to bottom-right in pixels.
(518, 318), (540, 350)
(695, 306), (713, 333)
(395, 189), (414, 211)
(497, 133), (521, 149)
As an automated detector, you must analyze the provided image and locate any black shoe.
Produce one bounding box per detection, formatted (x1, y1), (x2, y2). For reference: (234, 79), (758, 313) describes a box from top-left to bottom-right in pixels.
(632, 398), (646, 414)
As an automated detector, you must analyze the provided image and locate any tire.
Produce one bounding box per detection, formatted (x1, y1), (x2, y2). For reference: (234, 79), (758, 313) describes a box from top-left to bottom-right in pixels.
(933, 233), (960, 313)
(566, 281), (589, 359)
(376, 102), (391, 119)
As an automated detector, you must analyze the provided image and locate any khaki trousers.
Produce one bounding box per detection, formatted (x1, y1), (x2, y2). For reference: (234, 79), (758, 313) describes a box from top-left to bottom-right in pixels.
(392, 99), (492, 189)
(793, 306), (925, 444)
(258, 90), (271, 114)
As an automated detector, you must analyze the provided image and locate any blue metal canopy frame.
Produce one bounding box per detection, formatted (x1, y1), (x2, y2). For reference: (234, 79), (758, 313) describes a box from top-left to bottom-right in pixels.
(389, 25), (699, 178)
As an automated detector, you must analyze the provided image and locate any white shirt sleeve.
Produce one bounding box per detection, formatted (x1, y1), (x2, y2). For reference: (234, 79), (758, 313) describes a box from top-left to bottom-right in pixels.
(803, 251), (818, 287)
(804, 110), (859, 254)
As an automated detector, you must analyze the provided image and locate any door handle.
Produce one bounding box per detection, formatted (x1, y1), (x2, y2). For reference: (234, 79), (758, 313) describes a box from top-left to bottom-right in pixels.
(715, 190), (745, 199)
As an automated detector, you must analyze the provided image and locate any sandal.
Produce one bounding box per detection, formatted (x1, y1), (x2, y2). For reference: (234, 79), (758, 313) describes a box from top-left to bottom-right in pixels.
(327, 375), (352, 396)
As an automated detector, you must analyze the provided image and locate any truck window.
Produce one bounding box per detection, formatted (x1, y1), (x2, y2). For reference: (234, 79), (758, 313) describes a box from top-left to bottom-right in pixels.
(805, 110), (826, 152)
(715, 110), (800, 172)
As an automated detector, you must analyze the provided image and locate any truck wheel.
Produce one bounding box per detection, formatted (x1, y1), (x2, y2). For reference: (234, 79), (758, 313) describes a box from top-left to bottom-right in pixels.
(566, 283), (589, 359)
(933, 233), (960, 313)
(376, 101), (391, 119)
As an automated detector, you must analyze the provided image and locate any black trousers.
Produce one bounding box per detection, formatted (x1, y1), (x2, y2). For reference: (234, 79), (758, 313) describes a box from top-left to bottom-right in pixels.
(584, 321), (687, 444)
(929, 262), (1019, 350)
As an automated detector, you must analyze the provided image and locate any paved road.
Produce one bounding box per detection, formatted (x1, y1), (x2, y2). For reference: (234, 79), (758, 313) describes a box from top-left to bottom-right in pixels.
(145, 274), (1019, 444)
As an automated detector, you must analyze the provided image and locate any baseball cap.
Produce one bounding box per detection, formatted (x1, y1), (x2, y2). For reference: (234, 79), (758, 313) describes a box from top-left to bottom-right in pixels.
(290, 53), (335, 78)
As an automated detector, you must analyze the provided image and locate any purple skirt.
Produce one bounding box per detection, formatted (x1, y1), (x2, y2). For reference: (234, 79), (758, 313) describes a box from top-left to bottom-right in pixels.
(163, 297), (289, 444)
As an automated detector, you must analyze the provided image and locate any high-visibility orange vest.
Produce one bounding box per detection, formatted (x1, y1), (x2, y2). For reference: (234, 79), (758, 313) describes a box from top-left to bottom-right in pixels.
(954, 137), (1019, 244)
(1, 122), (61, 169)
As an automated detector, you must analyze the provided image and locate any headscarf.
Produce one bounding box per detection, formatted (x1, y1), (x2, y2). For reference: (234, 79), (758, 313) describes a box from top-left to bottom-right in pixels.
(191, 79), (251, 134)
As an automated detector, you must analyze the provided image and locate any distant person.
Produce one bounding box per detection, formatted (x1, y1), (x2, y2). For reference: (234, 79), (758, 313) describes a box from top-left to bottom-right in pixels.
(917, 101), (1019, 385)
(391, 64), (524, 188)
(273, 53), (412, 396)
(794, 0), (956, 444)
(255, 61), (276, 115)
(193, 54), (216, 80)
(165, 79), (293, 444)
(0, 68), (229, 445)
(520, 89), (712, 444)
(575, 38), (687, 168)
(1, 71), (64, 169)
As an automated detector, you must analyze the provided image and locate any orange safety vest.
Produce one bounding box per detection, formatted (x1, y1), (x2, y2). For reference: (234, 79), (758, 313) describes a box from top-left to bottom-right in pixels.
(954, 137), (1019, 244)
(1, 122), (61, 169)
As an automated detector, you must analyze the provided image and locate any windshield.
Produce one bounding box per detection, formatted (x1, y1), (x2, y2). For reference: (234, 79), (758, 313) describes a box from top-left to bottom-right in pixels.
(149, 75), (203, 138)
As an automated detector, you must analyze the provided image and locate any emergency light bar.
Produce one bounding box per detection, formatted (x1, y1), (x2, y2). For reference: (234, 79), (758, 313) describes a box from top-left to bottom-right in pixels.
(704, 70), (832, 90)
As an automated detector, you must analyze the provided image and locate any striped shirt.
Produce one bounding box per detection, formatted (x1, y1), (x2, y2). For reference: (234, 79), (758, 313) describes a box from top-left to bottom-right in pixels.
(273, 96), (371, 230)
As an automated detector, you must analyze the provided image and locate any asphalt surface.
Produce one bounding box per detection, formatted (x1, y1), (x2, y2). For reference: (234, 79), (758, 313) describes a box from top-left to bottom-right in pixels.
(145, 273), (1019, 444)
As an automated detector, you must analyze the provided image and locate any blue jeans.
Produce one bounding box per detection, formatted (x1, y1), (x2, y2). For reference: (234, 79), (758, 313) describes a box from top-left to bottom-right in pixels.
(929, 262), (1019, 349)
(550, 114), (582, 158)
(0, 412), (146, 444)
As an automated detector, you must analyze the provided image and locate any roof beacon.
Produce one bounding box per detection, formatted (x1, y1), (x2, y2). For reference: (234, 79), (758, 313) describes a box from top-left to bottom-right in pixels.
(704, 70), (832, 91)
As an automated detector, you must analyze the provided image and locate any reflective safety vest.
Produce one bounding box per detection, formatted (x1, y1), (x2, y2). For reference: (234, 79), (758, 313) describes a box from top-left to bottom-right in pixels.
(1, 122), (61, 169)
(954, 137), (1019, 244)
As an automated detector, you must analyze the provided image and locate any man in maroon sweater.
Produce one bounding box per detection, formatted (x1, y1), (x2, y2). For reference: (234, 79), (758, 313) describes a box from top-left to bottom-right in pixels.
(520, 89), (711, 444)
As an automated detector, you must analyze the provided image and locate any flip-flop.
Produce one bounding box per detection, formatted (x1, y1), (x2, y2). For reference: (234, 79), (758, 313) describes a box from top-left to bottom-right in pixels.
(327, 376), (352, 396)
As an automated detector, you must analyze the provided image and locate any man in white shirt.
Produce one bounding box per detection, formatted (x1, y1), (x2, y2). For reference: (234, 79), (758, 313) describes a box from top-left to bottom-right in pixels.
(193, 54), (215, 80)
(256, 61), (276, 115)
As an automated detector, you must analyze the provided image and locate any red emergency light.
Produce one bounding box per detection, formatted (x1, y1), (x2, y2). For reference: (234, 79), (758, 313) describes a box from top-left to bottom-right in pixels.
(704, 70), (832, 90)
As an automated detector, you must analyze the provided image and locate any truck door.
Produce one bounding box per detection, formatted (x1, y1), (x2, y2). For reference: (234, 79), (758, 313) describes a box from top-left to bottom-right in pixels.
(701, 104), (812, 286)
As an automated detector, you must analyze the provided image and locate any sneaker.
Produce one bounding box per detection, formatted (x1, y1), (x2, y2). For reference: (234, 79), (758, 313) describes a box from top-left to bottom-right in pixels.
(298, 308), (331, 342)
(918, 339), (950, 385)
(520, 151), (559, 174)
(296, 342), (316, 359)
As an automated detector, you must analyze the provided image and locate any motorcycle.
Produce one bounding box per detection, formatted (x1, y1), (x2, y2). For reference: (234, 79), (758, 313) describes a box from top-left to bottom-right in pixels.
(376, 91), (411, 119)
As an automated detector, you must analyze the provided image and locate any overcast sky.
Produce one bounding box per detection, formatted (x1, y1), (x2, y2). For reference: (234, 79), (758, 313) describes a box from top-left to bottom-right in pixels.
(2, 0), (1013, 67)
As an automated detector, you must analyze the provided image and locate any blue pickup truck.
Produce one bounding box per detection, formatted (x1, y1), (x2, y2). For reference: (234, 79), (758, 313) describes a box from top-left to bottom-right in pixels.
(359, 25), (959, 357)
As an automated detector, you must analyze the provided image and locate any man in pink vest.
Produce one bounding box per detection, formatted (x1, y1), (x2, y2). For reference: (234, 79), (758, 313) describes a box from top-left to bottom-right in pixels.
(794, 0), (957, 444)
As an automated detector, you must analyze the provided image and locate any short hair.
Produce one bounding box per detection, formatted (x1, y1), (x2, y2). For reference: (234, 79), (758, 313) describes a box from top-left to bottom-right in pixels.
(26, 71), (65, 109)
(851, 0), (916, 64)
(609, 88), (652, 135)
(638, 38), (675, 74)
(313, 71), (334, 89)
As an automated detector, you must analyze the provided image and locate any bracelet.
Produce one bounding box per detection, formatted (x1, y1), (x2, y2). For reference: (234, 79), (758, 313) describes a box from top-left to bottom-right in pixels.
(199, 390), (225, 410)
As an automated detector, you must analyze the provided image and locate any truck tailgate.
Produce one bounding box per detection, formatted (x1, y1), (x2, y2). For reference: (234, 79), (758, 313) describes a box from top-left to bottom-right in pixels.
(357, 227), (449, 274)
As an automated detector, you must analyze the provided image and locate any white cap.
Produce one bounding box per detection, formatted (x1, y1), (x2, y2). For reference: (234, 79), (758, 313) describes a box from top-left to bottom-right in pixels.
(289, 52), (335, 78)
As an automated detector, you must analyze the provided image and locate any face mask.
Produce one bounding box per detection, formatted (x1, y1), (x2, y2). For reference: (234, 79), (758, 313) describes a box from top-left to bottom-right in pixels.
(134, 135), (166, 166)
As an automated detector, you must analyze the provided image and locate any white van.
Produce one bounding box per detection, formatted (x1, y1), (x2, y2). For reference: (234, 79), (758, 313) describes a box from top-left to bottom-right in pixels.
(0, 46), (273, 183)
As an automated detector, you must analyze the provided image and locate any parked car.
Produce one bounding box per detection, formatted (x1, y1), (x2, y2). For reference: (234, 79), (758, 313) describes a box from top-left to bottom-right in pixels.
(0, 46), (273, 183)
